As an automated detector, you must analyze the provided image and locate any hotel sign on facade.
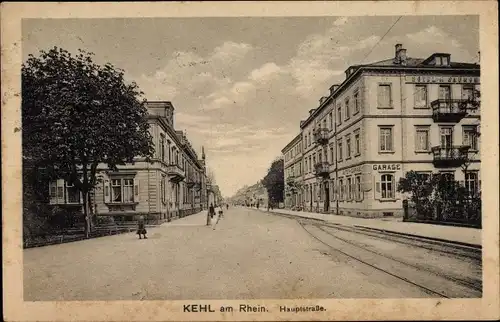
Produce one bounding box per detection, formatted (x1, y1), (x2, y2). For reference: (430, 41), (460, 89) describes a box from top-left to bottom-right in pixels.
(405, 76), (480, 84)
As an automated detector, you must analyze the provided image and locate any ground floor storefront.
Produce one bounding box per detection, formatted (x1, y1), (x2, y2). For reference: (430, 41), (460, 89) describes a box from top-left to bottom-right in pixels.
(284, 161), (480, 218)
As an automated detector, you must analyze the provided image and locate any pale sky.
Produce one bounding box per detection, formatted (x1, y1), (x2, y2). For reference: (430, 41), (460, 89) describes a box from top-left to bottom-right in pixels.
(22, 16), (479, 197)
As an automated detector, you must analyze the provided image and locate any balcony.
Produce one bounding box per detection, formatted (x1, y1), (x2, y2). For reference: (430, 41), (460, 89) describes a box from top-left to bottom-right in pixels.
(313, 128), (329, 145)
(314, 162), (330, 178)
(167, 164), (185, 182)
(286, 175), (295, 185)
(431, 146), (469, 168)
(431, 99), (468, 123)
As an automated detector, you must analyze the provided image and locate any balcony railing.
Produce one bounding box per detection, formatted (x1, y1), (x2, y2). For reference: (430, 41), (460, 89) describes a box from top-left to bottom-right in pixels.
(431, 146), (469, 168)
(431, 99), (468, 123)
(286, 175), (295, 185)
(167, 164), (185, 182)
(314, 162), (330, 177)
(313, 128), (329, 145)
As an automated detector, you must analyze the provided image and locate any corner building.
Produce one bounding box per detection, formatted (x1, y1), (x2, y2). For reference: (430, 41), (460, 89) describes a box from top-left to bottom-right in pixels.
(282, 44), (480, 218)
(48, 101), (209, 224)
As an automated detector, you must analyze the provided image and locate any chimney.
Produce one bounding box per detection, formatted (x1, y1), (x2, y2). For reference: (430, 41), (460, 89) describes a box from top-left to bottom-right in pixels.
(394, 43), (407, 65)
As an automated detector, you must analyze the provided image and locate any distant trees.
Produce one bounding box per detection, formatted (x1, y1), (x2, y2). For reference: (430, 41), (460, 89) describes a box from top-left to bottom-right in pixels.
(261, 157), (284, 205)
(22, 47), (154, 238)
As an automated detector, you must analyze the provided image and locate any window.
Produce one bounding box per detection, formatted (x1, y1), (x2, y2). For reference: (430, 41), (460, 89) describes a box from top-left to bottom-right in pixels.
(345, 98), (350, 120)
(442, 56), (449, 66)
(440, 127), (453, 148)
(377, 84), (392, 108)
(330, 112), (334, 129)
(462, 86), (474, 101)
(49, 181), (57, 199)
(439, 85), (451, 100)
(339, 179), (344, 200)
(347, 177), (352, 200)
(66, 183), (80, 204)
(353, 91), (360, 114)
(465, 172), (479, 197)
(337, 140), (343, 161)
(415, 126), (430, 152)
(329, 144), (334, 163)
(161, 175), (166, 204)
(381, 174), (395, 199)
(159, 136), (164, 161)
(355, 175), (362, 200)
(346, 135), (352, 159)
(354, 132), (361, 156)
(111, 178), (135, 203)
(379, 127), (393, 152)
(463, 126), (478, 150)
(337, 104), (342, 125)
(414, 85), (428, 108)
(435, 56), (442, 66)
(416, 172), (431, 182)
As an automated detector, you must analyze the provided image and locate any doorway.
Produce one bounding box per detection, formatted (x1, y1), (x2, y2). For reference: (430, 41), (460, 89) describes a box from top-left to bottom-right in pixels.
(324, 183), (330, 212)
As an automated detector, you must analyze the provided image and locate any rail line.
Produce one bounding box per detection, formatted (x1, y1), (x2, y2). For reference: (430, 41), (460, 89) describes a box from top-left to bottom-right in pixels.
(314, 224), (482, 293)
(262, 210), (482, 298)
(297, 222), (451, 298)
(267, 211), (481, 260)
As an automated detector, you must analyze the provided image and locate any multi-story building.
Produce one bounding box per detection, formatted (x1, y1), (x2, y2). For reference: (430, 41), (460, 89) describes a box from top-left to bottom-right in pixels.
(282, 43), (480, 218)
(48, 101), (209, 224)
(282, 133), (303, 209)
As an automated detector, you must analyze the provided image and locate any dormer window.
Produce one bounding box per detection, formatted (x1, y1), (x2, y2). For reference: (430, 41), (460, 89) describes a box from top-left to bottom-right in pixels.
(424, 53), (451, 67)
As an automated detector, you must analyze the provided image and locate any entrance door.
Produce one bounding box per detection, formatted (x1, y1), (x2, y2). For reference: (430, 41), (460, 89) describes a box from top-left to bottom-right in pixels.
(440, 127), (453, 158)
(309, 186), (313, 210)
(439, 85), (452, 112)
(324, 182), (330, 212)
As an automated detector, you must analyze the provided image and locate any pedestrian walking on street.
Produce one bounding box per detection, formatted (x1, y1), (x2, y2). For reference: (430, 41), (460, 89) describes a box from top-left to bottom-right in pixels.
(137, 215), (147, 239)
(207, 203), (215, 226)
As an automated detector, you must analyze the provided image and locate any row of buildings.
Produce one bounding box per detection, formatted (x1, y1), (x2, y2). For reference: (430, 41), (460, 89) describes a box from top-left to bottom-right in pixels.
(48, 101), (223, 224)
(282, 43), (481, 218)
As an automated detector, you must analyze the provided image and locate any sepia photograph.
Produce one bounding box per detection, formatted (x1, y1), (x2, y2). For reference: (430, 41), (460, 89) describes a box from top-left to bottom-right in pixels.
(2, 1), (499, 321)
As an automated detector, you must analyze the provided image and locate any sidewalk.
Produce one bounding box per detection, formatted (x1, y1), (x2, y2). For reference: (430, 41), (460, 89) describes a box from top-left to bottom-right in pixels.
(264, 208), (482, 247)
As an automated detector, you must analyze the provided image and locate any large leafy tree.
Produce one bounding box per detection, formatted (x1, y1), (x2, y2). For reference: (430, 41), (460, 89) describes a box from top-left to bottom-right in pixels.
(261, 157), (284, 204)
(22, 47), (154, 237)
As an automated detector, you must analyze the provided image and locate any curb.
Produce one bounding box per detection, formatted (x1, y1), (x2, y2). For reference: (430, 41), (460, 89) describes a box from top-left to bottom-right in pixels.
(261, 209), (482, 250)
(352, 225), (482, 249)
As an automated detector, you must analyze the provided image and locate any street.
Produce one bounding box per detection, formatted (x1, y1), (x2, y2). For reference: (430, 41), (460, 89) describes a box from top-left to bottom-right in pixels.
(24, 207), (481, 301)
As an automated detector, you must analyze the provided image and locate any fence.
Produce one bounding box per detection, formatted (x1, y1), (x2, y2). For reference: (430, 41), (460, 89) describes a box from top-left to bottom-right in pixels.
(402, 199), (481, 228)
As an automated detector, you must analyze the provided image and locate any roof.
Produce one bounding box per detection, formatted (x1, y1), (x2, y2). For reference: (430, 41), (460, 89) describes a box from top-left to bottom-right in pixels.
(299, 54), (480, 129)
(281, 133), (302, 154)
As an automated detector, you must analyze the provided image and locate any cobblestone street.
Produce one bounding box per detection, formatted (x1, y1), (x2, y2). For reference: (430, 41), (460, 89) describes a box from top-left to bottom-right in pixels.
(24, 207), (481, 301)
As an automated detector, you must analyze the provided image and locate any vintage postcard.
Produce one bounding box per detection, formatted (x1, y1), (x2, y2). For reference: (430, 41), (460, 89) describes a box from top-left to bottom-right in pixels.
(2, 1), (499, 321)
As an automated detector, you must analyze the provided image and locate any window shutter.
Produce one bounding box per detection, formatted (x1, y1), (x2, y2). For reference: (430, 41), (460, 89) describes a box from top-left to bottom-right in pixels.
(374, 175), (381, 200)
(104, 179), (110, 203)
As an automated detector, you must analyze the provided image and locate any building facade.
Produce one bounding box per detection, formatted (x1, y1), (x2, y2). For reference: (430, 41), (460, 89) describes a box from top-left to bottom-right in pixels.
(282, 134), (303, 209)
(282, 44), (480, 218)
(48, 101), (209, 224)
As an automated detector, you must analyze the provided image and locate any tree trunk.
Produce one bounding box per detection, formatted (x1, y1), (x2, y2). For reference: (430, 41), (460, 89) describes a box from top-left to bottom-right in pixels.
(82, 190), (91, 238)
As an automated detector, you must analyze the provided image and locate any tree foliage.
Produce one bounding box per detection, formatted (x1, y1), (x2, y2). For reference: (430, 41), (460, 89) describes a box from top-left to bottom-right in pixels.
(261, 157), (284, 203)
(397, 171), (480, 225)
(22, 47), (154, 236)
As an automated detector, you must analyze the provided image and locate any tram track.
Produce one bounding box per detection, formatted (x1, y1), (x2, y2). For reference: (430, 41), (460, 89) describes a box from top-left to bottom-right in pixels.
(315, 224), (482, 293)
(263, 210), (482, 298)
